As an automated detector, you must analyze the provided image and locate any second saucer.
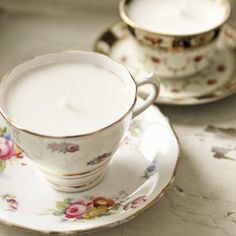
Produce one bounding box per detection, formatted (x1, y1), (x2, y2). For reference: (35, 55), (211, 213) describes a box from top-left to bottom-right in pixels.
(94, 22), (236, 105)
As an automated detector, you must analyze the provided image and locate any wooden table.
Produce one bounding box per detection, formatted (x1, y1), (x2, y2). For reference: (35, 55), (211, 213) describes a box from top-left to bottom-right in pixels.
(0, 1), (235, 235)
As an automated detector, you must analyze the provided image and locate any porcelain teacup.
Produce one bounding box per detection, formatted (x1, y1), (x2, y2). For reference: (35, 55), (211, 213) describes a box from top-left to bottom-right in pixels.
(0, 51), (160, 192)
(119, 0), (231, 79)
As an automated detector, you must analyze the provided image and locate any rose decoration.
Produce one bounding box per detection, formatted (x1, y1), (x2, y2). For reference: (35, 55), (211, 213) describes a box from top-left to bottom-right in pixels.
(66, 144), (79, 153)
(65, 201), (87, 219)
(52, 196), (120, 220)
(1, 194), (18, 211)
(124, 196), (147, 211)
(92, 197), (114, 208)
(0, 137), (15, 160)
(0, 128), (24, 173)
(48, 142), (79, 154)
(86, 153), (111, 166)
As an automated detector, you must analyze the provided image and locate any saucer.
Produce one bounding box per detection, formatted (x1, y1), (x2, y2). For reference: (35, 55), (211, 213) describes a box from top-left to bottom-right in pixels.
(94, 22), (236, 105)
(0, 101), (180, 234)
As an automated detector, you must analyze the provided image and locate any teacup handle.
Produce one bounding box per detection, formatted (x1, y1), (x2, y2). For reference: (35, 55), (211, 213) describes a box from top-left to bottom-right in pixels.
(133, 73), (160, 118)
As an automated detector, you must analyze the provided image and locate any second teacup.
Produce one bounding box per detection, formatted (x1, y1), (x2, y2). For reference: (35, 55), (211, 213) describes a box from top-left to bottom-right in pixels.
(120, 0), (231, 79)
(0, 51), (160, 192)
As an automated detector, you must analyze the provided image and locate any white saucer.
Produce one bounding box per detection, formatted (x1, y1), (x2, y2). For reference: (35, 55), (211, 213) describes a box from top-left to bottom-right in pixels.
(94, 22), (236, 105)
(0, 102), (180, 234)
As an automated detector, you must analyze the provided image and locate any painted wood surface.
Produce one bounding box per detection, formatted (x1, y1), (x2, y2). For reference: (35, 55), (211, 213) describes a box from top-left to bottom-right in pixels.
(0, 0), (235, 235)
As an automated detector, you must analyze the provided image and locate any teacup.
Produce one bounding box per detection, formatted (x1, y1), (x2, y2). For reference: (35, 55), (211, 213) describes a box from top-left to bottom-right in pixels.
(119, 0), (231, 79)
(0, 51), (160, 192)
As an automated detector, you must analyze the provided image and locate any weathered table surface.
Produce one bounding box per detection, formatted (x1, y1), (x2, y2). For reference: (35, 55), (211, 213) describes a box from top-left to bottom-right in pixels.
(0, 1), (236, 235)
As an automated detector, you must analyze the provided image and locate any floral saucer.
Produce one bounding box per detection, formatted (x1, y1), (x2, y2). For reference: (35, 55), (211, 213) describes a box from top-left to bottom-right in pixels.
(94, 23), (236, 105)
(0, 101), (180, 234)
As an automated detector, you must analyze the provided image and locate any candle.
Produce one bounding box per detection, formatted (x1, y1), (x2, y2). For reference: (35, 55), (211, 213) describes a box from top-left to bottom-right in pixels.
(127, 0), (229, 35)
(0, 61), (132, 136)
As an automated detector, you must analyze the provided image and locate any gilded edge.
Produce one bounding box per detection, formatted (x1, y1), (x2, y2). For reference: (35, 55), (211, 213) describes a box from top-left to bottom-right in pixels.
(93, 23), (236, 106)
(0, 121), (181, 235)
(0, 51), (138, 139)
(119, 0), (231, 38)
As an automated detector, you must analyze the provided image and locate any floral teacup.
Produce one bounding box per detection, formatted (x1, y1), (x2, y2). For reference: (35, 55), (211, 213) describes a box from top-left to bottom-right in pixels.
(0, 51), (160, 192)
(119, 0), (231, 79)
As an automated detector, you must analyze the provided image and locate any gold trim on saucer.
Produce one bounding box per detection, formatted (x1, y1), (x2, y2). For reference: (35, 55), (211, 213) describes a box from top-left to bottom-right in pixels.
(0, 122), (181, 235)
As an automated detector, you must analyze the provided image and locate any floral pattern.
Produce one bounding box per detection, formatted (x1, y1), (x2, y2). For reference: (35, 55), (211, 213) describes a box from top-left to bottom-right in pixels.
(47, 142), (79, 154)
(134, 25), (219, 50)
(143, 157), (158, 179)
(95, 22), (236, 104)
(123, 196), (147, 210)
(0, 127), (24, 173)
(0, 194), (18, 211)
(87, 152), (111, 166)
(49, 193), (147, 221)
(50, 196), (121, 220)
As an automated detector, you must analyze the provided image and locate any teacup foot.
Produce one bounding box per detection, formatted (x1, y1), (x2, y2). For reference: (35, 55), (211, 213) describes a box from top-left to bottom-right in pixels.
(37, 163), (108, 193)
(48, 173), (105, 193)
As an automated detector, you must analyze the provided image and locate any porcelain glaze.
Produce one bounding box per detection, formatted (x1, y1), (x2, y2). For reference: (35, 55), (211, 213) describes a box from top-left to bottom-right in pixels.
(119, 0), (231, 79)
(0, 101), (180, 234)
(94, 23), (236, 105)
(0, 51), (160, 192)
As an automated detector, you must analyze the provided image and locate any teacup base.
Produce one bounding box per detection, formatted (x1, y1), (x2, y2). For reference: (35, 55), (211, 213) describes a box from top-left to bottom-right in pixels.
(47, 173), (105, 193)
(36, 162), (108, 193)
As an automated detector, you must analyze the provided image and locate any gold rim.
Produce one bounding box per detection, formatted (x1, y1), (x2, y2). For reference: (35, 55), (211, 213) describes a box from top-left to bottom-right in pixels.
(93, 21), (221, 54)
(0, 50), (138, 139)
(0, 121), (181, 235)
(119, 0), (231, 38)
(94, 22), (236, 106)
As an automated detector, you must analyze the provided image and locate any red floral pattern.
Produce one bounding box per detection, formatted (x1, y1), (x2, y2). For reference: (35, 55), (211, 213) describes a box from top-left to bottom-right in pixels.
(0, 127), (24, 173)
(1, 194), (18, 211)
(47, 142), (79, 154)
(51, 196), (120, 220)
(87, 153), (111, 166)
(0, 138), (15, 161)
(123, 196), (147, 210)
(49, 194), (147, 221)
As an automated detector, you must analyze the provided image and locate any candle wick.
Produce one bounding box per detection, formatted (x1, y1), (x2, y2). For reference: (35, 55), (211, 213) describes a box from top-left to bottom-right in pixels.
(58, 84), (73, 107)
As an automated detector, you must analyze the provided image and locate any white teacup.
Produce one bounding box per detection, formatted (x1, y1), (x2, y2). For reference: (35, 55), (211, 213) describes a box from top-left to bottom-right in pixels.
(120, 0), (231, 79)
(0, 51), (160, 192)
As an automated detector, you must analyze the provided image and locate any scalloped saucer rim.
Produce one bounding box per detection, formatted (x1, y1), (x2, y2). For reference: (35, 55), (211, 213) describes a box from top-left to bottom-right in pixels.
(94, 22), (236, 105)
(0, 101), (180, 235)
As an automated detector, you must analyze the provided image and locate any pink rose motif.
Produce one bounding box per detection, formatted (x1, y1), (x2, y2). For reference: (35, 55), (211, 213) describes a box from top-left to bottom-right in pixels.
(86, 201), (94, 209)
(124, 196), (147, 211)
(6, 199), (17, 204)
(98, 153), (110, 162)
(50, 143), (60, 150)
(65, 144), (79, 153)
(0, 137), (15, 160)
(6, 198), (18, 210)
(65, 201), (86, 219)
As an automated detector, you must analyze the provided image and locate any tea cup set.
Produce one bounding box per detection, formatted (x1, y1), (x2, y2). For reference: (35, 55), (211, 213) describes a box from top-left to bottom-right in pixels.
(0, 0), (234, 234)
(95, 0), (236, 105)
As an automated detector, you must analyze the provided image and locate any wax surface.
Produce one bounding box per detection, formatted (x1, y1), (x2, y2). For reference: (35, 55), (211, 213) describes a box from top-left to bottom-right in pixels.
(127, 0), (228, 35)
(2, 63), (131, 136)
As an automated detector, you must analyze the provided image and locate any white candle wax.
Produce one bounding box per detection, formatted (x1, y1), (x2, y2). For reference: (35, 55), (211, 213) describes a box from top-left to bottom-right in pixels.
(0, 62), (132, 136)
(127, 0), (229, 35)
